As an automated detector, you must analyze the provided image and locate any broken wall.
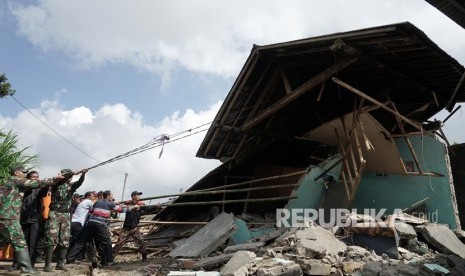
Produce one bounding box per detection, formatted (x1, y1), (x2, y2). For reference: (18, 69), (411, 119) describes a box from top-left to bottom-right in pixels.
(353, 134), (458, 229)
(285, 154), (343, 224)
(450, 143), (465, 227)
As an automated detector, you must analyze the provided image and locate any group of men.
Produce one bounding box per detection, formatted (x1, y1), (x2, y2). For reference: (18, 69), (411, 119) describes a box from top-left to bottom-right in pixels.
(0, 165), (148, 275)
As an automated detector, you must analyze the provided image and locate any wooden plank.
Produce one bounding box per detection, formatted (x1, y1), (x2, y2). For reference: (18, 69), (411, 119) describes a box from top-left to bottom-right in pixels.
(432, 91), (439, 107)
(353, 127), (364, 163)
(349, 159), (366, 208)
(145, 196), (299, 207)
(358, 118), (373, 151)
(316, 81), (326, 102)
(230, 69), (283, 159)
(216, 63), (276, 157)
(332, 77), (422, 131)
(201, 55), (261, 156)
(141, 183), (300, 201)
(446, 71), (465, 112)
(242, 186), (251, 215)
(307, 112), (405, 174)
(339, 115), (359, 177)
(337, 139), (354, 185)
(242, 57), (357, 131)
(281, 67), (293, 94)
(341, 171), (351, 202)
(388, 100), (423, 174)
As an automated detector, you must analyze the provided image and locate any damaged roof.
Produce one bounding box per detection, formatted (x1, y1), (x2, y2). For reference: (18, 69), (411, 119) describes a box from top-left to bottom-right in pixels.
(197, 22), (465, 166)
(426, 0), (465, 29)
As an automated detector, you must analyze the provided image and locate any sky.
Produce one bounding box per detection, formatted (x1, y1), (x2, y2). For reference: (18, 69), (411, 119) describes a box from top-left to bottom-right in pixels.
(0, 0), (464, 201)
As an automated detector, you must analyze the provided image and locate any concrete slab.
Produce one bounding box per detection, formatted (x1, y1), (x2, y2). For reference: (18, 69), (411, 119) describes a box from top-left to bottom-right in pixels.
(193, 253), (235, 270)
(169, 212), (237, 258)
(224, 242), (266, 253)
(256, 262), (302, 276)
(421, 224), (465, 259)
(220, 251), (256, 276)
(168, 272), (220, 276)
(395, 222), (417, 240)
(300, 260), (331, 275)
(295, 225), (347, 258)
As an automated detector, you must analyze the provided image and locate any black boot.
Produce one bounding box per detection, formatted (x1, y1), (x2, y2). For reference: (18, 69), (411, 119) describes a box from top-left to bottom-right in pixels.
(7, 261), (19, 271)
(55, 247), (69, 271)
(43, 246), (54, 272)
(14, 249), (40, 275)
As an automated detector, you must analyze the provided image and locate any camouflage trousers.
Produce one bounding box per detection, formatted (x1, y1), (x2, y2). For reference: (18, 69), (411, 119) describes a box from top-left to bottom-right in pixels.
(45, 211), (70, 248)
(0, 219), (27, 251)
(112, 227), (147, 256)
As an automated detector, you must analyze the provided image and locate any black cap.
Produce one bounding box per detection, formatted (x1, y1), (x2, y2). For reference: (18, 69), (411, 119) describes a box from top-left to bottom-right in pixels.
(84, 191), (97, 198)
(73, 193), (81, 198)
(10, 165), (28, 175)
(103, 190), (112, 198)
(131, 191), (143, 196)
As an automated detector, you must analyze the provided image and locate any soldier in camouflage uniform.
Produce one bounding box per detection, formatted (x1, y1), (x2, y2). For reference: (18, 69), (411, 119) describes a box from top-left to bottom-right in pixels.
(43, 168), (88, 272)
(0, 165), (64, 275)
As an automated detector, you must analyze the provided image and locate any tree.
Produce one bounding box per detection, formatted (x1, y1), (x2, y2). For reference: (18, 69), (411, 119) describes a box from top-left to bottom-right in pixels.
(0, 73), (16, 99)
(0, 129), (39, 179)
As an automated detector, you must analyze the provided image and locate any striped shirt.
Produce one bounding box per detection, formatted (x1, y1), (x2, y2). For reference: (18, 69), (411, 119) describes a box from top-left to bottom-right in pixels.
(88, 199), (129, 225)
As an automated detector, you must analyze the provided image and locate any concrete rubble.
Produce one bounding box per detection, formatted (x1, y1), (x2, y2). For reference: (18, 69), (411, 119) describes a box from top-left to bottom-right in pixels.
(169, 212), (237, 258)
(161, 212), (465, 276)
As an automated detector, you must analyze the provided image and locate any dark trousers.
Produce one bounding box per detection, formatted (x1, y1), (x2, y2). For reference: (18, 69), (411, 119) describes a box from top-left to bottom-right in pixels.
(67, 221), (113, 265)
(68, 222), (86, 261)
(21, 222), (40, 266)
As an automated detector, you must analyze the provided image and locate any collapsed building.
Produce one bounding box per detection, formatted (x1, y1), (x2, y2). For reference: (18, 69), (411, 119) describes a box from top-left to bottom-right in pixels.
(143, 22), (465, 275)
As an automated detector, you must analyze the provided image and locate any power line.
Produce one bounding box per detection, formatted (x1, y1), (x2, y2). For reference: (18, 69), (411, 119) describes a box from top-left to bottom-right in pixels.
(9, 93), (278, 187)
(9, 95), (180, 191)
(10, 95), (100, 163)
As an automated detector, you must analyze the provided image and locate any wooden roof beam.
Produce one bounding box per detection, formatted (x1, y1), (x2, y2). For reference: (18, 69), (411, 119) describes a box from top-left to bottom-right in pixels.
(332, 77), (423, 131)
(241, 56), (357, 131)
(334, 39), (437, 98)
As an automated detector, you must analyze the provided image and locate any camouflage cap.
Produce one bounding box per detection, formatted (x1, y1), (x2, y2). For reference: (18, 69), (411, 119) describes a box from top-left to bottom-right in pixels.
(60, 168), (73, 175)
(9, 165), (28, 175)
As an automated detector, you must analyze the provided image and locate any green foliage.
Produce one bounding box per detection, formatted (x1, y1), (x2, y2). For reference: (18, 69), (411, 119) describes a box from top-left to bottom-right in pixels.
(0, 73), (16, 98)
(0, 129), (39, 179)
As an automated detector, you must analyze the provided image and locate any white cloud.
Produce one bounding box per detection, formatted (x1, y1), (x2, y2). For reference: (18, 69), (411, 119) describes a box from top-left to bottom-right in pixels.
(10, 0), (465, 84)
(59, 106), (93, 127)
(0, 100), (222, 200)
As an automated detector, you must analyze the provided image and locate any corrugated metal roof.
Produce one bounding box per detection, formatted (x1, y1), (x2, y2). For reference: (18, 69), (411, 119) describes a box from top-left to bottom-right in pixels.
(197, 22), (465, 165)
(426, 0), (465, 29)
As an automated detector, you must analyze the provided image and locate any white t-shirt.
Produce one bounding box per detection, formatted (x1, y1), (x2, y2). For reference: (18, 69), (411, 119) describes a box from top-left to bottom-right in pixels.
(71, 198), (94, 226)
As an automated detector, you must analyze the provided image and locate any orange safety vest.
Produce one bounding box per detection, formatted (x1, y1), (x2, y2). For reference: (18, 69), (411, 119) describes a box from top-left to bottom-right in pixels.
(0, 244), (13, 260)
(42, 190), (52, 220)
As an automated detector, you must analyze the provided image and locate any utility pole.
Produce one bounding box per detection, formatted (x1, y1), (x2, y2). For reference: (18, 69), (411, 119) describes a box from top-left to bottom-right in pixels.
(121, 172), (128, 202)
(119, 173), (129, 220)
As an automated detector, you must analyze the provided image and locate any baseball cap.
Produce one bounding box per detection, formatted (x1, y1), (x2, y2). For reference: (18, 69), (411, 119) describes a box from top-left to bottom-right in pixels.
(131, 191), (143, 196)
(73, 193), (81, 198)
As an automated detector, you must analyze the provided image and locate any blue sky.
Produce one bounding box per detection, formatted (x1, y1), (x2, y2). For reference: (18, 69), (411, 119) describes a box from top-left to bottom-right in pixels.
(0, 0), (464, 199)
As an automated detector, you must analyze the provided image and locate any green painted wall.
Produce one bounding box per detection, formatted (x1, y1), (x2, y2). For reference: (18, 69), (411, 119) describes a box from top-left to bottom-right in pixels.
(285, 155), (343, 224)
(352, 134), (457, 229)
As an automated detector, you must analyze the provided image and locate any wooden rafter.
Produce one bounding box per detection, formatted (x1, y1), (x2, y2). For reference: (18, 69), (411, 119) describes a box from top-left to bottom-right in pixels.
(201, 54), (261, 156)
(388, 100), (423, 174)
(241, 57), (358, 131)
(334, 39), (436, 96)
(280, 67), (293, 94)
(332, 77), (423, 131)
(216, 63), (275, 157)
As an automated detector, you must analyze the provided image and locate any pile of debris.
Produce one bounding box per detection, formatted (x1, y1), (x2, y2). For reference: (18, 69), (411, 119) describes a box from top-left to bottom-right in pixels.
(155, 212), (465, 276)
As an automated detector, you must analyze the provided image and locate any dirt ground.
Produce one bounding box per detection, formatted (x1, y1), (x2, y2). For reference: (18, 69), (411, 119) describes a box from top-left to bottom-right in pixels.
(0, 252), (175, 276)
